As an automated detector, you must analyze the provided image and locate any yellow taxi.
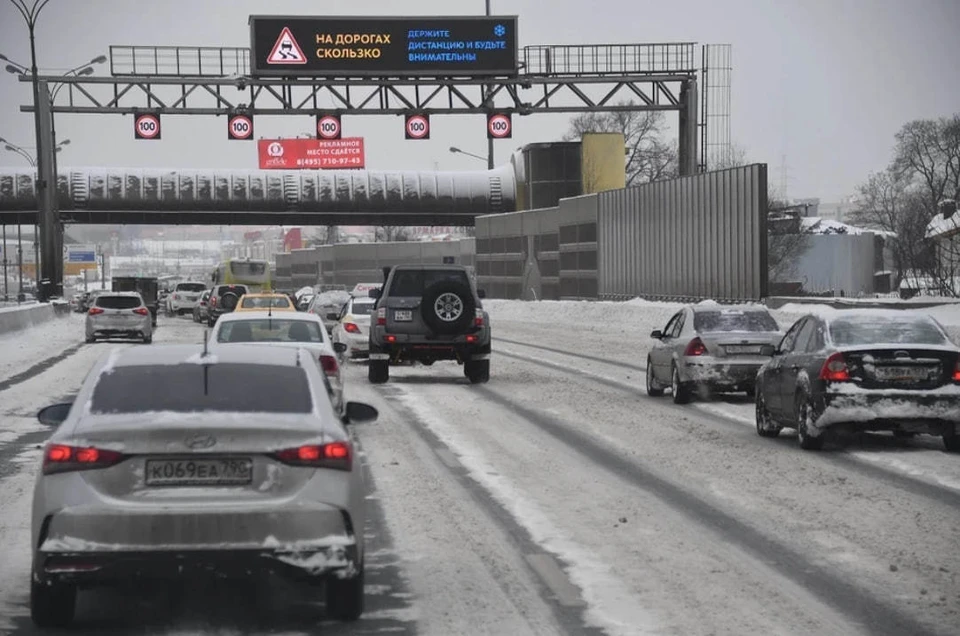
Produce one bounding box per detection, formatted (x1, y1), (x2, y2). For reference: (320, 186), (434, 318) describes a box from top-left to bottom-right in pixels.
(233, 293), (297, 313)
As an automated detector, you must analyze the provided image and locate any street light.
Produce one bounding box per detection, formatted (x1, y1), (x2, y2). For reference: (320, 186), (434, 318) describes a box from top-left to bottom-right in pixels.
(449, 146), (488, 163)
(0, 137), (70, 165)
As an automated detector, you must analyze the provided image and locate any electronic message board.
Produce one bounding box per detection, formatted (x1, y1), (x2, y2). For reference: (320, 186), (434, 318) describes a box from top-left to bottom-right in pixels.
(249, 15), (519, 77)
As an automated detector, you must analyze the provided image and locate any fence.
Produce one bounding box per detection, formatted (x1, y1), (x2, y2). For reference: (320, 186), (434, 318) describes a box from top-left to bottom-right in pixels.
(274, 240), (476, 292)
(476, 164), (768, 302)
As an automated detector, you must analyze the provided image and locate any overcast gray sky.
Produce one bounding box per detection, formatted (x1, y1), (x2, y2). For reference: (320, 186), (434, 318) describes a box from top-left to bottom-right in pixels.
(0, 0), (957, 202)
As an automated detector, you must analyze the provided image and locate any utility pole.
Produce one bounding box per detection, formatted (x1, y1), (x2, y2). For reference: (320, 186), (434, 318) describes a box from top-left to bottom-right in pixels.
(1, 224), (6, 301)
(485, 0), (494, 170)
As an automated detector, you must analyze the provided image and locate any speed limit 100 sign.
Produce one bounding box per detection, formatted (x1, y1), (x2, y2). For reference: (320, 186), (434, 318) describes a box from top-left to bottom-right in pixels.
(316, 114), (341, 140)
(228, 114), (254, 140)
(487, 113), (512, 139)
(405, 114), (430, 140)
(134, 113), (161, 140)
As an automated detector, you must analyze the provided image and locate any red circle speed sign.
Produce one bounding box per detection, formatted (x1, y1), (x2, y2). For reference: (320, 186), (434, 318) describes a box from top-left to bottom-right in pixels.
(134, 113), (161, 139)
(487, 113), (512, 139)
(316, 114), (341, 140)
(405, 114), (430, 140)
(228, 114), (253, 140)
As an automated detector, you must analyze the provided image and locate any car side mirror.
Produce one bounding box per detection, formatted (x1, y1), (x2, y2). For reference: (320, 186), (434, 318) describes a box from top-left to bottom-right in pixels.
(342, 401), (378, 425)
(333, 342), (348, 353)
(650, 329), (663, 339)
(326, 312), (340, 321)
(477, 288), (486, 299)
(368, 288), (381, 299)
(37, 402), (73, 426)
(760, 344), (777, 357)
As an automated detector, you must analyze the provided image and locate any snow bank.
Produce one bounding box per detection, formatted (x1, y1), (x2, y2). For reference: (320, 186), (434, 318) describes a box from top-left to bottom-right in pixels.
(0, 312), (83, 382)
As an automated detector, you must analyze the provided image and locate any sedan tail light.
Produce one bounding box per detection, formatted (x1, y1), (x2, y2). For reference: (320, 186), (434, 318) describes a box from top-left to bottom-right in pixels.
(343, 322), (361, 334)
(88, 307), (104, 315)
(132, 307), (149, 316)
(819, 352), (851, 382)
(376, 307), (386, 326)
(684, 337), (707, 356)
(43, 444), (125, 475)
(273, 442), (352, 471)
(319, 354), (339, 376)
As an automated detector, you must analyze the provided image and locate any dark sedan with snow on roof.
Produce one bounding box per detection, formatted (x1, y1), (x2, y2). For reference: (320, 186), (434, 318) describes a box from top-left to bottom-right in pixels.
(646, 304), (784, 404)
(754, 310), (960, 451)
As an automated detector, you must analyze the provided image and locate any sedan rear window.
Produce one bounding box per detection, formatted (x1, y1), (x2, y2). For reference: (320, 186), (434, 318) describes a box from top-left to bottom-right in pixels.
(828, 316), (948, 346)
(694, 310), (779, 333)
(389, 270), (470, 297)
(176, 283), (206, 292)
(217, 319), (325, 343)
(240, 296), (292, 309)
(96, 296), (142, 310)
(89, 363), (312, 414)
(349, 301), (375, 316)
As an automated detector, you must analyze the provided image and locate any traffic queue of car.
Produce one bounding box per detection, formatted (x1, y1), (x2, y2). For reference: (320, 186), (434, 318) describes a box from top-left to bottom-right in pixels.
(645, 302), (960, 453)
(33, 282), (380, 628)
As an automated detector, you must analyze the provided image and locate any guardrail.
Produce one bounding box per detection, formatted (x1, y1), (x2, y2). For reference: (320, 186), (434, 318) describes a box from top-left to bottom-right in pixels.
(0, 302), (69, 335)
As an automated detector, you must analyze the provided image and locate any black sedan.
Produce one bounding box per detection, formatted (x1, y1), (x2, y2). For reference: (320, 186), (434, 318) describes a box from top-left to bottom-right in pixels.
(754, 310), (960, 451)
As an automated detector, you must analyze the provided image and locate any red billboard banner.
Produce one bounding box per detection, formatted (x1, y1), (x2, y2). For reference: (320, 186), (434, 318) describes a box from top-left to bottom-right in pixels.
(258, 137), (365, 170)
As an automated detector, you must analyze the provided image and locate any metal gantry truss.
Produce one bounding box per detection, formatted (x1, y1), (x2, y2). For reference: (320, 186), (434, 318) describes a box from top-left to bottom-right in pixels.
(19, 73), (694, 116)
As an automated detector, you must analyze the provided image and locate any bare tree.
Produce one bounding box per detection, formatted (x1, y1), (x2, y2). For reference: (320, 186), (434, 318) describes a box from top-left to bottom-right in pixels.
(376, 226), (411, 242)
(565, 103), (678, 186)
(892, 115), (960, 212)
(767, 195), (813, 282)
(711, 141), (749, 170)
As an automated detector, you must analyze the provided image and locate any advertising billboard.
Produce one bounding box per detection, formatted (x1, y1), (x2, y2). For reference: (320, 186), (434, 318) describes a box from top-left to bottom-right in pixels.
(249, 15), (518, 77)
(257, 138), (366, 170)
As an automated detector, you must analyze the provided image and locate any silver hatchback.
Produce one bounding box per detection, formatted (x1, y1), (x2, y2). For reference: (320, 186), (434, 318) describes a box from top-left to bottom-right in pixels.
(29, 344), (379, 628)
(85, 291), (153, 343)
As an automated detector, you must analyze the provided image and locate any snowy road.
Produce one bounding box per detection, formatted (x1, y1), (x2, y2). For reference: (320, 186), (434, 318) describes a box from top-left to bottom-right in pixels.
(0, 302), (958, 635)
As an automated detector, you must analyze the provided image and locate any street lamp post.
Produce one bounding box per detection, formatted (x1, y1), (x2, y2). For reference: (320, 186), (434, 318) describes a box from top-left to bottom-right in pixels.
(449, 146), (489, 163)
(2, 0), (105, 297)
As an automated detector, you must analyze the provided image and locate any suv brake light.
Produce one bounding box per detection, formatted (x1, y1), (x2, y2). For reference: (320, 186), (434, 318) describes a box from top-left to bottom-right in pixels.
(209, 296), (217, 307)
(132, 307), (149, 316)
(475, 309), (484, 327)
(88, 307), (104, 315)
(684, 337), (707, 356)
(273, 442), (352, 471)
(343, 322), (361, 334)
(376, 307), (386, 326)
(952, 359), (960, 383)
(819, 352), (851, 381)
(319, 354), (339, 376)
(43, 444), (125, 475)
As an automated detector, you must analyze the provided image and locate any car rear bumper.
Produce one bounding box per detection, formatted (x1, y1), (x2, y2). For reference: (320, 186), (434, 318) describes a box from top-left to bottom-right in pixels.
(34, 543), (360, 586)
(341, 333), (369, 355)
(680, 357), (765, 388)
(817, 391), (960, 433)
(370, 337), (490, 362)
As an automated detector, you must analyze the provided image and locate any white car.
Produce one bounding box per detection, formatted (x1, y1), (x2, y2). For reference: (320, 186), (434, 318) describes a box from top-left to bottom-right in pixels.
(207, 310), (347, 414)
(85, 291), (153, 344)
(166, 282), (207, 315)
(331, 296), (376, 360)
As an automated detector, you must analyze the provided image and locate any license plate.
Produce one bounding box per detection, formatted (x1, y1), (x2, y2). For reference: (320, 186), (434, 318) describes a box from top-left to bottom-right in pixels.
(874, 366), (928, 381)
(145, 457), (253, 486)
(394, 310), (413, 322)
(725, 345), (761, 354)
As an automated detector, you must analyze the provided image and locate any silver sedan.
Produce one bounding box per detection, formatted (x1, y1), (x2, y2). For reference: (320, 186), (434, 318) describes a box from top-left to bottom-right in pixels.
(646, 303), (784, 403)
(30, 343), (378, 628)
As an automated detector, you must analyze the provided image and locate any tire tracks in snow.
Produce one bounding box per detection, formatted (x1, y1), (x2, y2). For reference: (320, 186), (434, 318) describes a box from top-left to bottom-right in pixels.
(470, 382), (946, 636)
(494, 338), (960, 508)
(0, 343), (85, 395)
(375, 383), (606, 636)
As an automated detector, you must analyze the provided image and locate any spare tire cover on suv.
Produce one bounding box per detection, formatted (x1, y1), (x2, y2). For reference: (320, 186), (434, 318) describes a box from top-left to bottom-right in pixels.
(219, 290), (240, 311)
(421, 280), (476, 335)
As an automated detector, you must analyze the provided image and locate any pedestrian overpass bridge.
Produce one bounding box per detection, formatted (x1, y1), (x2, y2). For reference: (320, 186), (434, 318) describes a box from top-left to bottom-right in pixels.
(0, 165), (516, 226)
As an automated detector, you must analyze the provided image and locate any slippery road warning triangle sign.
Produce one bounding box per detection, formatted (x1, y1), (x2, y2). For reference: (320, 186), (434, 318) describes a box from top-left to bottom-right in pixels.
(267, 27), (307, 65)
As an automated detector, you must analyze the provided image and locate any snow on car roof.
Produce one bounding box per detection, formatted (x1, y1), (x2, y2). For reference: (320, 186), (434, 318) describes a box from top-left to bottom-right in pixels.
(98, 343), (304, 368)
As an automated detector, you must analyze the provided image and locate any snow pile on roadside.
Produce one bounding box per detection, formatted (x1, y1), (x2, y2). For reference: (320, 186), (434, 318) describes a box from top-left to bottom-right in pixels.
(485, 297), (960, 341)
(0, 313), (84, 381)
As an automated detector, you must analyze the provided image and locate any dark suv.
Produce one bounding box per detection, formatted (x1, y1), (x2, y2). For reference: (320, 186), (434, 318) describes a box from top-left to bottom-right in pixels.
(206, 284), (249, 327)
(368, 265), (491, 384)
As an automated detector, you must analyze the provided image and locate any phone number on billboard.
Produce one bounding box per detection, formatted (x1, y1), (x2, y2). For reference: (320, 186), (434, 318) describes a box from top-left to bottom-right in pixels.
(295, 157), (363, 166)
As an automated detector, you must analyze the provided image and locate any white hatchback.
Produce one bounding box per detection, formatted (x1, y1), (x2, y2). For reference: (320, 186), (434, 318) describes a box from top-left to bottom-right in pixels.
(331, 296), (376, 360)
